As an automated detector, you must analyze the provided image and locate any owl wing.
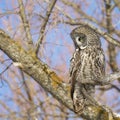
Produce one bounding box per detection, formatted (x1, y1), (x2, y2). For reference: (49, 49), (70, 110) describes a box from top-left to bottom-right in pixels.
(69, 51), (81, 79)
(94, 49), (105, 84)
(97, 50), (105, 74)
(69, 52), (86, 113)
(69, 57), (76, 81)
(69, 51), (81, 99)
(75, 49), (105, 85)
(69, 57), (76, 99)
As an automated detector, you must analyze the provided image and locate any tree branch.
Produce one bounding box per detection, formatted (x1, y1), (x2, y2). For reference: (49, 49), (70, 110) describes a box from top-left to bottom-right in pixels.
(61, 0), (98, 24)
(104, 0), (119, 77)
(18, 0), (34, 50)
(101, 71), (120, 85)
(35, 0), (57, 54)
(61, 0), (120, 38)
(44, 0), (72, 20)
(113, 0), (120, 10)
(0, 29), (120, 120)
(0, 63), (12, 76)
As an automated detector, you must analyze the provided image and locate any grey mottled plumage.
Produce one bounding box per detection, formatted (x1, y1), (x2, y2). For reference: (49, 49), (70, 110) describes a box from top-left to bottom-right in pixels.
(69, 25), (105, 113)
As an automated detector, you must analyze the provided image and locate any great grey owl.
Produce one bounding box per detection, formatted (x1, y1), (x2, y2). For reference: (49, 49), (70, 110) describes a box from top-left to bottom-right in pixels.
(69, 25), (105, 113)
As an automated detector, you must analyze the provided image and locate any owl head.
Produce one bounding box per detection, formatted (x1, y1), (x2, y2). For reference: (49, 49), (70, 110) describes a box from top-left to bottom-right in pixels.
(70, 25), (101, 50)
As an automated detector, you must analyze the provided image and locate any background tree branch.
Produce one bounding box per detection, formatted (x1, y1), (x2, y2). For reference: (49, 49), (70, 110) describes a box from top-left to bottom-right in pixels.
(18, 0), (34, 50)
(35, 0), (57, 54)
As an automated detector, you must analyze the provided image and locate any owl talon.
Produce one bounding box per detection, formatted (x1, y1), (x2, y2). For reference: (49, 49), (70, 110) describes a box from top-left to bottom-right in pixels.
(74, 105), (83, 114)
(73, 98), (86, 114)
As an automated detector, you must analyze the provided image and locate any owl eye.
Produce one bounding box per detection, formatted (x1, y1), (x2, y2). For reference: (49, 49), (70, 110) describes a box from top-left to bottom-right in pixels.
(78, 37), (82, 41)
(76, 36), (84, 42)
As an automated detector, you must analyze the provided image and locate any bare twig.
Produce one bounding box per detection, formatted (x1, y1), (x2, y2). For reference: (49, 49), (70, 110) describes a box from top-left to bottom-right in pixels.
(0, 63), (12, 75)
(0, 11), (18, 18)
(35, 0), (57, 54)
(0, 100), (13, 112)
(18, 0), (34, 50)
(1, 59), (11, 64)
(101, 71), (120, 85)
(99, 84), (120, 92)
(61, 0), (120, 38)
(61, 0), (98, 24)
(44, 0), (73, 20)
(20, 70), (33, 101)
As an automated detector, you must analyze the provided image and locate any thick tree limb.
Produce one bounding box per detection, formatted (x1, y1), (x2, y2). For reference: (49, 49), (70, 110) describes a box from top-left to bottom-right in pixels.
(0, 29), (120, 120)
